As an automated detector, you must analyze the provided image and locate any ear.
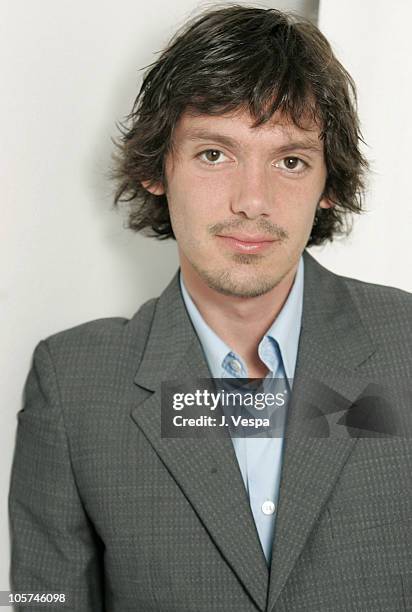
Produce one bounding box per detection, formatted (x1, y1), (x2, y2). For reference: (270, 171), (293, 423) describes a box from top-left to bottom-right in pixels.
(318, 196), (333, 209)
(141, 180), (165, 196)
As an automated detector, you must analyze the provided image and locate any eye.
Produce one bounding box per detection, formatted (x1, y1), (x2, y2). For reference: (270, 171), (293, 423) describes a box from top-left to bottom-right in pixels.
(274, 157), (307, 172)
(198, 149), (229, 164)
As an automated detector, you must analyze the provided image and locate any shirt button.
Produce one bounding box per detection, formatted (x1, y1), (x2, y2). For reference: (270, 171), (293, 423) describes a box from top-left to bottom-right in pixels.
(261, 500), (276, 515)
(230, 359), (242, 373)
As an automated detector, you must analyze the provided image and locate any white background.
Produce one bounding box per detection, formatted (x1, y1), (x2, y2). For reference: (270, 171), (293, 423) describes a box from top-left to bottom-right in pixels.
(316, 0), (412, 285)
(1, 0), (410, 601)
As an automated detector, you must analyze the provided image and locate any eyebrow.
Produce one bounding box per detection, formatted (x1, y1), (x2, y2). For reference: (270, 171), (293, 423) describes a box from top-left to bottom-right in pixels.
(185, 128), (323, 155)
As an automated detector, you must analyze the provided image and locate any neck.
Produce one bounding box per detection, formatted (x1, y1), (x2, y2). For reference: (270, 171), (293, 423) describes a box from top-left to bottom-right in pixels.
(180, 258), (299, 375)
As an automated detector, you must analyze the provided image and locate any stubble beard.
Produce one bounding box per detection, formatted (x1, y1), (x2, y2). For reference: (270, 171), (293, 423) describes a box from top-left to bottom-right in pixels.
(189, 253), (287, 298)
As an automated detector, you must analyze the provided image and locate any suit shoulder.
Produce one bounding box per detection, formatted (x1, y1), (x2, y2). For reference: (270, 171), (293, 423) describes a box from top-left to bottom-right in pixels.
(28, 297), (159, 401)
(339, 274), (412, 311)
(336, 273), (412, 340)
(39, 297), (158, 362)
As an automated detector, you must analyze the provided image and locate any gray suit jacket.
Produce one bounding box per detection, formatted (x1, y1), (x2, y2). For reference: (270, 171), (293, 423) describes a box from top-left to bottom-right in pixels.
(9, 250), (412, 611)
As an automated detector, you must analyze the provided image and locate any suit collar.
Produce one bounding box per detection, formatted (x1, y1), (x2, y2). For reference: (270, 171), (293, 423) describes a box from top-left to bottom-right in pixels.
(301, 249), (375, 367)
(133, 268), (210, 391)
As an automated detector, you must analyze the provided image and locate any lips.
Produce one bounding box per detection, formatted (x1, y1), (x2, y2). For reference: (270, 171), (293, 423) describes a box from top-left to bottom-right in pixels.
(216, 234), (278, 253)
(219, 234), (275, 243)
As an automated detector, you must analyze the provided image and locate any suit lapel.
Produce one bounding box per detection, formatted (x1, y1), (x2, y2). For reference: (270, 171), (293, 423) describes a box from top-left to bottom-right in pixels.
(131, 272), (269, 612)
(267, 251), (377, 611)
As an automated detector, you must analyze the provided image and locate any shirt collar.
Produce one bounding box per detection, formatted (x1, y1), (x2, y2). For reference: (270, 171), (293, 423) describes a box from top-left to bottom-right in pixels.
(263, 256), (304, 380)
(179, 256), (304, 380)
(179, 276), (231, 379)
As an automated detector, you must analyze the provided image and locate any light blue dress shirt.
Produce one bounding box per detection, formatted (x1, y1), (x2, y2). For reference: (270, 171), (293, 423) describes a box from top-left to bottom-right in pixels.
(179, 257), (304, 564)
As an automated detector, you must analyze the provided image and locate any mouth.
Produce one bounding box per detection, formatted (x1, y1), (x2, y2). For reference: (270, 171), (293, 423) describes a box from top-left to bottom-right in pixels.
(216, 234), (278, 254)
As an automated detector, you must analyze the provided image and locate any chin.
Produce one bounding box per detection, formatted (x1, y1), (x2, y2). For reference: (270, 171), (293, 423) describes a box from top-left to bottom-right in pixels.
(199, 267), (282, 298)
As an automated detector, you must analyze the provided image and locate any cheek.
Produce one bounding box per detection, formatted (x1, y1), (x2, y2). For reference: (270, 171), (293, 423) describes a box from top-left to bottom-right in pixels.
(281, 182), (321, 218)
(166, 190), (208, 246)
(169, 177), (229, 229)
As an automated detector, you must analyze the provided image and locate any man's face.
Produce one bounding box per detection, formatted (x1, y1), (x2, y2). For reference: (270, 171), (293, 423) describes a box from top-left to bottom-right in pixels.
(145, 108), (331, 297)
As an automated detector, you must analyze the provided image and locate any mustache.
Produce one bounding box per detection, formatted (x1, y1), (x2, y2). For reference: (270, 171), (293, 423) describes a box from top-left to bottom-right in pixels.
(208, 219), (288, 240)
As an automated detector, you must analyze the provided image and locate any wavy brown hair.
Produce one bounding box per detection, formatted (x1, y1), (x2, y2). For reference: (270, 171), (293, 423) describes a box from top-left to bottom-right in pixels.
(112, 5), (368, 246)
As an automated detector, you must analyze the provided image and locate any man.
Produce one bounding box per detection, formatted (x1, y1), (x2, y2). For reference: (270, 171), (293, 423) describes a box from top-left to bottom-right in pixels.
(9, 6), (412, 612)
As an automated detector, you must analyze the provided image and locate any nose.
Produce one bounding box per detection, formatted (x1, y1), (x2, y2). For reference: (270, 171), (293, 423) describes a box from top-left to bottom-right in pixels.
(230, 161), (273, 219)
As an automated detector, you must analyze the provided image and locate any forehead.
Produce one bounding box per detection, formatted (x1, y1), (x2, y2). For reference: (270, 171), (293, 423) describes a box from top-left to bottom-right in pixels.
(172, 107), (323, 149)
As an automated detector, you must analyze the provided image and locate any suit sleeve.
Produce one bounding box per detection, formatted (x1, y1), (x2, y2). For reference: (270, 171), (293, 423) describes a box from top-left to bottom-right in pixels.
(8, 340), (105, 611)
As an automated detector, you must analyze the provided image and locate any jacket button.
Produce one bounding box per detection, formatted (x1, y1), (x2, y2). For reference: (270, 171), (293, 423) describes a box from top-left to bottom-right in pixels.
(261, 500), (276, 515)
